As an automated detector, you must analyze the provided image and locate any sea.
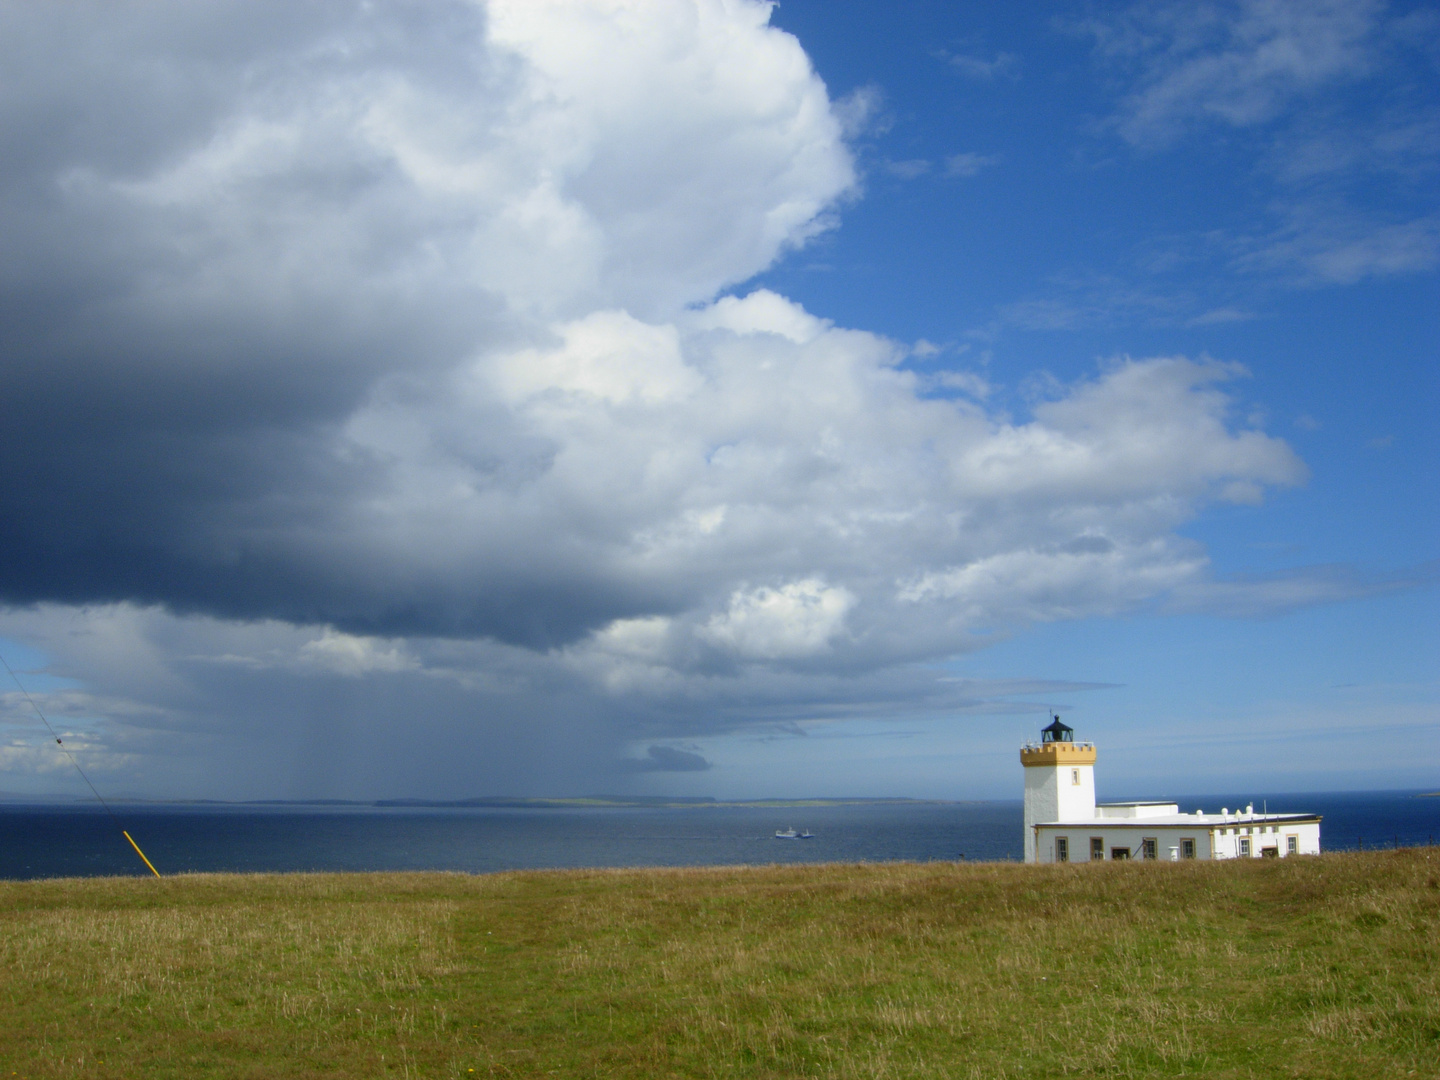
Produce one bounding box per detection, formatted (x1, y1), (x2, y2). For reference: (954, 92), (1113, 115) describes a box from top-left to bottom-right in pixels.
(2, 790), (1437, 881)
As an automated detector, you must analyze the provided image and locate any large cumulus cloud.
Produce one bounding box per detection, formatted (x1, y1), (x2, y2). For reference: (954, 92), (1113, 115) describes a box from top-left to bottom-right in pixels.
(0, 0), (852, 639)
(0, 0), (1308, 796)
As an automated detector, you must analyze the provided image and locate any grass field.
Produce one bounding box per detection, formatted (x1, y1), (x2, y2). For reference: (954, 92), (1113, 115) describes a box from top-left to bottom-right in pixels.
(1, 850), (1437, 1078)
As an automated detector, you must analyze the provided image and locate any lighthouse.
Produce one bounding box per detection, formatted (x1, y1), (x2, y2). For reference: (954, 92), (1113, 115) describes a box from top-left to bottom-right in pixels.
(1020, 716), (1096, 863)
(1018, 717), (1322, 862)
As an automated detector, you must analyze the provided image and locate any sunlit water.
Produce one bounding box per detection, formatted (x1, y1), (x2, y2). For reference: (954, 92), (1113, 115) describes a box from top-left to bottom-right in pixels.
(2, 791), (1436, 880)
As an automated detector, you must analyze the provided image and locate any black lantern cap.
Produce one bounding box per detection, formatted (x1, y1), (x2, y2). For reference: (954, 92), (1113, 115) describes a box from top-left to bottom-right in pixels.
(1040, 715), (1073, 743)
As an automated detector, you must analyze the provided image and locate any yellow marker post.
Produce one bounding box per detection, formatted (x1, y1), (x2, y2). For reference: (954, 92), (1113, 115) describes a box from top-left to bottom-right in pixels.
(122, 830), (161, 878)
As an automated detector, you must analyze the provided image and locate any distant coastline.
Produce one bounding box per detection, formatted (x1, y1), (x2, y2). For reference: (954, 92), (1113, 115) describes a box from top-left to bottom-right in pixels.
(4, 790), (1438, 807)
(0, 794), (962, 810)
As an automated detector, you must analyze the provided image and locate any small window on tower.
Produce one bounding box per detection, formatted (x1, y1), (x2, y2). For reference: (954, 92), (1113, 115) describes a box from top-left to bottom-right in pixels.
(1071, 768), (1080, 786)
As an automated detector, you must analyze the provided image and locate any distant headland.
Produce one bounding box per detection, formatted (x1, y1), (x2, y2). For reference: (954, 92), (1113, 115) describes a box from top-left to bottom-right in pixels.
(0, 794), (960, 809)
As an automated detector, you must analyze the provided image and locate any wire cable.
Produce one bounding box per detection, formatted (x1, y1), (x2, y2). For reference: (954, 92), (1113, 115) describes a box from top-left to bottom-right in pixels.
(0, 651), (160, 877)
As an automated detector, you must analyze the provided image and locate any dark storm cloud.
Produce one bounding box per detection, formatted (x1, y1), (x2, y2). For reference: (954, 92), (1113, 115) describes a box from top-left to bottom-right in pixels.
(0, 0), (529, 631)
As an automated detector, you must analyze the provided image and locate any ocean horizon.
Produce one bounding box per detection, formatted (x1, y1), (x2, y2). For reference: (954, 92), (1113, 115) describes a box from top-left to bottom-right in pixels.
(3, 789), (1437, 882)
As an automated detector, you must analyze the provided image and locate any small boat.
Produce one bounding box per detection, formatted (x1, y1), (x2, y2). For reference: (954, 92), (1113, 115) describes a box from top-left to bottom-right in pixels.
(774, 828), (814, 840)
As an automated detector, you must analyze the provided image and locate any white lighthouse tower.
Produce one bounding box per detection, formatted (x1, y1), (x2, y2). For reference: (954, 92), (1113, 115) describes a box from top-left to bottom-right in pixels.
(1021, 716), (1096, 863)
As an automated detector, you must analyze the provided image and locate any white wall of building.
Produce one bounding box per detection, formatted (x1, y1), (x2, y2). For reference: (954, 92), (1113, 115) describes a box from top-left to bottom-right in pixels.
(1207, 819), (1320, 860)
(1035, 825), (1212, 863)
(1096, 802), (1179, 818)
(1034, 818), (1320, 863)
(1023, 760), (1095, 862)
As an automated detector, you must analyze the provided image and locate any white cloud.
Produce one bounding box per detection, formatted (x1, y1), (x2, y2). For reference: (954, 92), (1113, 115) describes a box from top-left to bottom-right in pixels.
(688, 288), (828, 344)
(1080, 0), (1382, 147)
(900, 539), (1204, 624)
(493, 310), (698, 405)
(1074, 1), (1438, 289)
(619, 744), (712, 772)
(298, 630), (417, 678)
(949, 52), (1020, 81)
(481, 0), (856, 315)
(926, 370), (992, 399)
(701, 579), (856, 660)
(53, 0), (853, 325)
(831, 84), (886, 139)
(591, 616), (675, 663)
(996, 273), (1194, 330)
(1240, 209), (1440, 284)
(946, 357), (1305, 503)
(1166, 563), (1429, 617)
(945, 152), (1002, 177)
(884, 158), (932, 179)
(1186, 306), (1256, 326)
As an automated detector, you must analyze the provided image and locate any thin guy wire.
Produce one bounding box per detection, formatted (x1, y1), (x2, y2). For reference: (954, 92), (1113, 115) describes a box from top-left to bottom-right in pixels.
(0, 650), (140, 838)
(1, 652), (160, 875)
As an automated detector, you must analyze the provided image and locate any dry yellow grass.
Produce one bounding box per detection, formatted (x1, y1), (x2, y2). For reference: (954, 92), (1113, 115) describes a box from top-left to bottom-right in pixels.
(1, 850), (1437, 1078)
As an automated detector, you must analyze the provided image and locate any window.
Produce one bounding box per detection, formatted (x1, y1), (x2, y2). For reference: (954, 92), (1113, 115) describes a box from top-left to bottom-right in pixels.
(1071, 768), (1080, 786)
(1091, 837), (1104, 860)
(1287, 835), (1298, 855)
(1239, 837), (1251, 856)
(1141, 838), (1157, 860)
(1111, 847), (1130, 860)
(1181, 838), (1196, 859)
(1056, 837), (1069, 862)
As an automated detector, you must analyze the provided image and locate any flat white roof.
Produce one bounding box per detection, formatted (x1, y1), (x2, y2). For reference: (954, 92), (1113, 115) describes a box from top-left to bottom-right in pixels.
(1035, 812), (1321, 828)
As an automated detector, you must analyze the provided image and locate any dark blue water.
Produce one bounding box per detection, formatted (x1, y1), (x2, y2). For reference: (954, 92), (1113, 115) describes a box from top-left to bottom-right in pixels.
(1, 791), (1435, 880)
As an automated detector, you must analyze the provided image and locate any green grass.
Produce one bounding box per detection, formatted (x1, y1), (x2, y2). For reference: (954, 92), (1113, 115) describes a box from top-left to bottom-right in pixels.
(1, 851), (1437, 1078)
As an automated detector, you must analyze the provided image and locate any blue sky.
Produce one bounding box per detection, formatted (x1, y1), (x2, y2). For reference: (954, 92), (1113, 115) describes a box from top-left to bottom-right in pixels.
(727, 0), (1439, 797)
(0, 0), (1434, 802)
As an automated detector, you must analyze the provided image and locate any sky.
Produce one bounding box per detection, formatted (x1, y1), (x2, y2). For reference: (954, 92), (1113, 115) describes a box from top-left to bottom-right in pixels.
(0, 0), (1434, 803)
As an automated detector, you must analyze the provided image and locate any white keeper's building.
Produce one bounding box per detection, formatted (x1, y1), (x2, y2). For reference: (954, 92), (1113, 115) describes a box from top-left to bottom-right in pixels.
(1022, 717), (1321, 863)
